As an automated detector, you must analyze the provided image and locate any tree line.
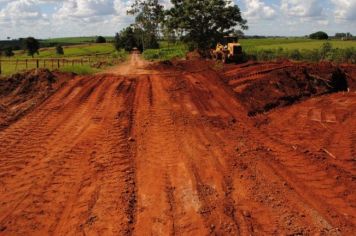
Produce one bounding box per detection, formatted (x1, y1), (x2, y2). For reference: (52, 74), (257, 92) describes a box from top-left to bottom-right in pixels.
(0, 37), (40, 58)
(0, 36), (108, 58)
(114, 0), (248, 55)
(309, 31), (354, 40)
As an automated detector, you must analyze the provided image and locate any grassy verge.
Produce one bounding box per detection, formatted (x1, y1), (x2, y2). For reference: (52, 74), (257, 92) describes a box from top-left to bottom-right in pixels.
(0, 49), (128, 77)
(12, 43), (116, 59)
(240, 38), (356, 63)
(43, 36), (114, 45)
(244, 44), (356, 63)
(142, 38), (356, 63)
(111, 50), (129, 60)
(240, 38), (356, 51)
(143, 42), (188, 61)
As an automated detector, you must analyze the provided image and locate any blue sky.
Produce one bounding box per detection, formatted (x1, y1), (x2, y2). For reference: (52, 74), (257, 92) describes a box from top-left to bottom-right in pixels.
(0, 0), (355, 39)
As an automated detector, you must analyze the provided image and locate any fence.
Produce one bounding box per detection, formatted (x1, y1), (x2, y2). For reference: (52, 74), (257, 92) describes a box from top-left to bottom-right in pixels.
(0, 56), (120, 75)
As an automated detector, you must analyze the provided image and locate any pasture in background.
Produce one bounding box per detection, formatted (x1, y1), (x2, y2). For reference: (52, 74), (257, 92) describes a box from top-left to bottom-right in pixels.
(0, 41), (127, 76)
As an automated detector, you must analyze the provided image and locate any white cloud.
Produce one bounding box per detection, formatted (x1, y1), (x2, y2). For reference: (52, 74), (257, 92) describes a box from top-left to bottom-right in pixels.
(0, 0), (46, 25)
(54, 0), (116, 22)
(331, 0), (356, 21)
(243, 0), (276, 20)
(0, 0), (355, 38)
(278, 0), (332, 29)
(316, 19), (329, 26)
(281, 0), (323, 18)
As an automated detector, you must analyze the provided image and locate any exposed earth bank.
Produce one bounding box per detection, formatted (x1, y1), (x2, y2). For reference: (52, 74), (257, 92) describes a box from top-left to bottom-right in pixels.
(0, 55), (355, 235)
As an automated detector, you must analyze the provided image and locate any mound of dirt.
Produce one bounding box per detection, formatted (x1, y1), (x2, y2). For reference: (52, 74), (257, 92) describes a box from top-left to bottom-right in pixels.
(185, 50), (201, 60)
(146, 60), (175, 71)
(0, 69), (74, 129)
(222, 62), (355, 116)
(148, 57), (212, 73)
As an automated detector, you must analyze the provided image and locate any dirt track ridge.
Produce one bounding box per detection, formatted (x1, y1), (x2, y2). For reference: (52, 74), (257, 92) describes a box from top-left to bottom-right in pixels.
(0, 54), (355, 235)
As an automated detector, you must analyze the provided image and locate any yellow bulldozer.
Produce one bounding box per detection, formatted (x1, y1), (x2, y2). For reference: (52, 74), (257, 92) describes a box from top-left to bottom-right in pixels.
(211, 36), (243, 63)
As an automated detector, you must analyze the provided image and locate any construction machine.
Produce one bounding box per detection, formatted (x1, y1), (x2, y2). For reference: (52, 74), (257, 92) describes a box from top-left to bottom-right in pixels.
(211, 36), (243, 63)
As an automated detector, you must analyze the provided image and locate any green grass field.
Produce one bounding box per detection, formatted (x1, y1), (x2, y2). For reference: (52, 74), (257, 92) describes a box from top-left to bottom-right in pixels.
(143, 38), (356, 63)
(1, 37), (355, 77)
(240, 38), (356, 51)
(12, 43), (116, 59)
(1, 43), (127, 76)
(0, 63), (100, 76)
(42, 36), (114, 45)
(240, 38), (356, 63)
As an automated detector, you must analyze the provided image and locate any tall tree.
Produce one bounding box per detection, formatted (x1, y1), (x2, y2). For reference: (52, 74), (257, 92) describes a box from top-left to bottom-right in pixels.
(4, 47), (14, 57)
(96, 36), (107, 43)
(115, 26), (143, 52)
(114, 33), (122, 51)
(56, 45), (64, 55)
(309, 31), (329, 40)
(128, 0), (164, 50)
(165, 0), (247, 54)
(25, 37), (40, 58)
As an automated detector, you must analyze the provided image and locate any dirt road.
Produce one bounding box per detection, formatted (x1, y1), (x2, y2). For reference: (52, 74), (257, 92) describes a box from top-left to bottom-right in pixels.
(0, 54), (355, 235)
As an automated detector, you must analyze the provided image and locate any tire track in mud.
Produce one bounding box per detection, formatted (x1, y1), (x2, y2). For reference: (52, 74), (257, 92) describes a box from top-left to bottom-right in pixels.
(132, 71), (274, 235)
(0, 77), (100, 206)
(1, 55), (355, 235)
(253, 94), (356, 233)
(166, 68), (355, 235)
(166, 72), (291, 235)
(219, 61), (356, 234)
(0, 75), (137, 236)
(134, 75), (208, 235)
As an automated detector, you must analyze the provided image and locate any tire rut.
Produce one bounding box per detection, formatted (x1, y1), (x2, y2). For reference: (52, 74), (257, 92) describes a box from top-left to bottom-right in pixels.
(0, 75), (138, 236)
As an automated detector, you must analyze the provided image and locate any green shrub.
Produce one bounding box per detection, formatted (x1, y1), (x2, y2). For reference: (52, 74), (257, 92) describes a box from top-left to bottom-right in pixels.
(56, 45), (64, 55)
(143, 43), (188, 61)
(4, 47), (14, 57)
(289, 49), (302, 60)
(320, 42), (333, 59)
(111, 49), (128, 60)
(301, 49), (320, 62)
(96, 36), (106, 43)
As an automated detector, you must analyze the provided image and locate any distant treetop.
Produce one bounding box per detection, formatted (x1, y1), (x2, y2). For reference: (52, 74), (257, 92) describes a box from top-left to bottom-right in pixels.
(25, 37), (40, 58)
(309, 31), (329, 40)
(96, 36), (106, 43)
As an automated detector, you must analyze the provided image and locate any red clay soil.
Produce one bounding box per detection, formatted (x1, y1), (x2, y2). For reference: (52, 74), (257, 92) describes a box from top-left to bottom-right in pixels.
(0, 55), (355, 235)
(222, 61), (353, 116)
(0, 69), (74, 129)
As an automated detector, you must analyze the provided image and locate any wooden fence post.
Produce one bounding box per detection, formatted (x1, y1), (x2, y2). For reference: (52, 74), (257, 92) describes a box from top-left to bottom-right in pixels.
(26, 59), (28, 69)
(36, 59), (39, 68)
(52, 59), (54, 69)
(57, 59), (60, 68)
